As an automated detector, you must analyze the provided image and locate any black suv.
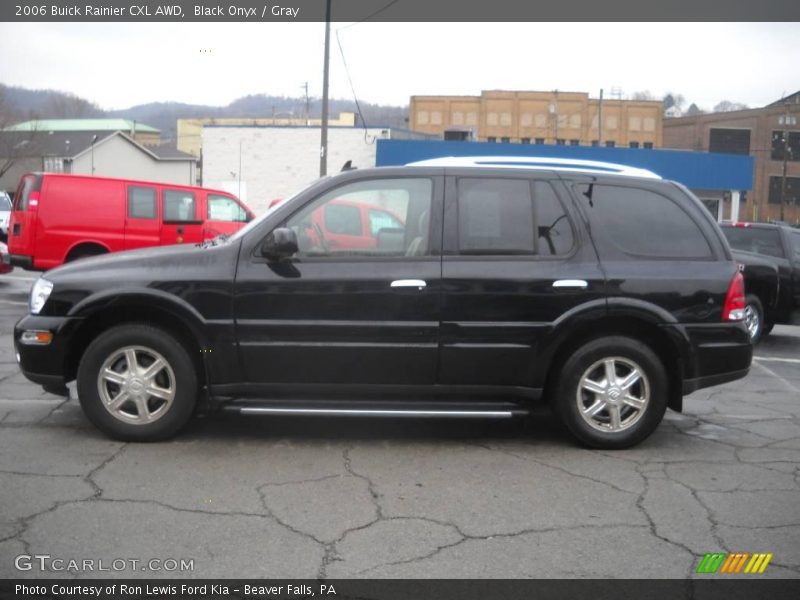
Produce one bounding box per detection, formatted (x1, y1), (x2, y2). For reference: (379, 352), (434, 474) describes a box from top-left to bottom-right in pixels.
(14, 158), (752, 449)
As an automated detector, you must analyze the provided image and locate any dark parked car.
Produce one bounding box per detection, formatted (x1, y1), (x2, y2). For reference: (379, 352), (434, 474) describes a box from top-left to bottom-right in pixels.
(14, 157), (752, 449)
(721, 222), (800, 341)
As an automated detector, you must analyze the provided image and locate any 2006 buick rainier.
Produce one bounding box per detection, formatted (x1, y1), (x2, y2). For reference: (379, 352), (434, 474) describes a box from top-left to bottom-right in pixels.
(14, 157), (752, 449)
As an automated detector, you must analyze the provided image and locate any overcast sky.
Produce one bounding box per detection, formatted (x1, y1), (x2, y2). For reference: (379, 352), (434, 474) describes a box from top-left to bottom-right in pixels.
(0, 22), (798, 111)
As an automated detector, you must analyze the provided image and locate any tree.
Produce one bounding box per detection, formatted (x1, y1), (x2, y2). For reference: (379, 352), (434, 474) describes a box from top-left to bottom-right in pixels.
(685, 103), (705, 116)
(662, 92), (686, 113)
(713, 100), (749, 113)
(631, 90), (656, 101)
(0, 87), (40, 181)
(44, 92), (102, 118)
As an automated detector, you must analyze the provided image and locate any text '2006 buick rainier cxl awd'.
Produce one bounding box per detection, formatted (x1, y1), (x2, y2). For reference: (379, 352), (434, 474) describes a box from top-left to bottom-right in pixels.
(14, 157), (752, 449)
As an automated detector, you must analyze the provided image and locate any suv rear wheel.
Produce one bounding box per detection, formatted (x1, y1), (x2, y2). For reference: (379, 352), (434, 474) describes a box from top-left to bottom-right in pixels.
(554, 336), (668, 449)
(77, 324), (197, 441)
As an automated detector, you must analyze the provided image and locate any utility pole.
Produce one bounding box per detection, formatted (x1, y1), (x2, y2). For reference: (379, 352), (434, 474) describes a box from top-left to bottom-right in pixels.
(301, 82), (310, 126)
(778, 102), (797, 222)
(319, 0), (331, 177)
(598, 88), (604, 146)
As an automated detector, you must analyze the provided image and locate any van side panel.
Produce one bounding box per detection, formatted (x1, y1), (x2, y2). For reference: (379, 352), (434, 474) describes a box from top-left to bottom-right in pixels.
(35, 176), (124, 269)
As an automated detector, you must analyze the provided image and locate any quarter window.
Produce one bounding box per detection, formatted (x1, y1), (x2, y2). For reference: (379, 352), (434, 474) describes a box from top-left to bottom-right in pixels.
(580, 184), (711, 258)
(128, 187), (156, 219)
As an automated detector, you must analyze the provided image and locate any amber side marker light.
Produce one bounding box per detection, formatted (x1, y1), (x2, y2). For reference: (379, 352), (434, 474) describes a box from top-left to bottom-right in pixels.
(20, 330), (53, 345)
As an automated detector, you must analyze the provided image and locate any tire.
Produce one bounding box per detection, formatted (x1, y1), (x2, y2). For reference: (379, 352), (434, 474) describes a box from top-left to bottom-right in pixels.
(762, 321), (774, 338)
(743, 294), (764, 344)
(553, 336), (668, 449)
(77, 324), (197, 441)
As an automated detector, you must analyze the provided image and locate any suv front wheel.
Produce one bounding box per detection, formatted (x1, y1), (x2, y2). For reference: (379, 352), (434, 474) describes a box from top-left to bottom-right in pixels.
(554, 336), (668, 449)
(77, 324), (198, 441)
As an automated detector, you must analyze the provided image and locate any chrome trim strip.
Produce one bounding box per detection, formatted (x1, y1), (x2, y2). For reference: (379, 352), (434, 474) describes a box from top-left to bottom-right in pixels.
(238, 407), (515, 418)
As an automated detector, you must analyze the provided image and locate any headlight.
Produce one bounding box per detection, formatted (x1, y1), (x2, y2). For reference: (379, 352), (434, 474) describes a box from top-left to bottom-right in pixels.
(30, 278), (54, 314)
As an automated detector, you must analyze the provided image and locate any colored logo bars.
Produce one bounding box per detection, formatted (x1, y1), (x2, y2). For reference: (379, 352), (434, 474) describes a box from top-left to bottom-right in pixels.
(696, 552), (773, 574)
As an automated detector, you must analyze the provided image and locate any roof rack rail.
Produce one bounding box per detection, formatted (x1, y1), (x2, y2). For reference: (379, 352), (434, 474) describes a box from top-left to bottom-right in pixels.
(406, 156), (661, 179)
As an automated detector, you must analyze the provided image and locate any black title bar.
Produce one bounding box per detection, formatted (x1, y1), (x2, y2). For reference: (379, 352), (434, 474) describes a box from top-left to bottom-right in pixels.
(2, 0), (800, 22)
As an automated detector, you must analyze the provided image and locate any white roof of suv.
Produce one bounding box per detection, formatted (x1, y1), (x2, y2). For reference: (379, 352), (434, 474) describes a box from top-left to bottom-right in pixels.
(407, 156), (662, 179)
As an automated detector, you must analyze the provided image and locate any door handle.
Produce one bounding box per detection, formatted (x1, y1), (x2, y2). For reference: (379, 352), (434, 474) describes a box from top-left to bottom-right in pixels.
(391, 279), (427, 289)
(552, 279), (588, 289)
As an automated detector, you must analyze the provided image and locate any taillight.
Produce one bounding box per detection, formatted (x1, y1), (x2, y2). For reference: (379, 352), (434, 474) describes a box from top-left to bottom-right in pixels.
(722, 271), (745, 322)
(27, 191), (40, 211)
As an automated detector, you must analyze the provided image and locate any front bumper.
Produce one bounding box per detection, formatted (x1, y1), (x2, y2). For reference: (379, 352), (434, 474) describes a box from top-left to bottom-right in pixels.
(14, 314), (84, 389)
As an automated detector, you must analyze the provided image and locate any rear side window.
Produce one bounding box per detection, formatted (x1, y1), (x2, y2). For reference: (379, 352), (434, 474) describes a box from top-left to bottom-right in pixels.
(580, 184), (712, 258)
(128, 186), (156, 219)
(457, 178), (574, 256)
(458, 179), (534, 254)
(163, 190), (197, 222)
(722, 227), (786, 259)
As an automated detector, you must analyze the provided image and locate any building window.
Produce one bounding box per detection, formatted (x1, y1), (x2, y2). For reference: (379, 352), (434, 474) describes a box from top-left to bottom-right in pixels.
(643, 142), (654, 149)
(629, 141), (640, 149)
(709, 128), (751, 155)
(42, 156), (65, 173)
(606, 116), (618, 130)
(629, 116), (642, 131)
(431, 111), (442, 125)
(605, 140), (616, 148)
(521, 138), (531, 144)
(417, 111), (429, 125)
(591, 140), (599, 147)
(451, 111), (464, 125)
(535, 114), (547, 128)
(466, 112), (478, 126)
(487, 137), (497, 143)
(556, 138), (566, 146)
(500, 112), (512, 126)
(500, 137), (510, 143)
(569, 139), (579, 146)
(569, 115), (581, 129)
(768, 176), (800, 205)
(520, 113), (533, 126)
(487, 112), (499, 126)
(535, 138), (545, 145)
(771, 130), (800, 161)
(643, 117), (656, 132)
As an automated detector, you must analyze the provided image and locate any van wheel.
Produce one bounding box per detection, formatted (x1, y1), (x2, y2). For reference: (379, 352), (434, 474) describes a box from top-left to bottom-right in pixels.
(66, 245), (107, 262)
(743, 294), (764, 344)
(77, 324), (197, 441)
(553, 336), (668, 449)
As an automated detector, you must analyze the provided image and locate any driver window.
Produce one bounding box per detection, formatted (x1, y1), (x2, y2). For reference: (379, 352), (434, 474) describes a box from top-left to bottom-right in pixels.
(284, 178), (433, 258)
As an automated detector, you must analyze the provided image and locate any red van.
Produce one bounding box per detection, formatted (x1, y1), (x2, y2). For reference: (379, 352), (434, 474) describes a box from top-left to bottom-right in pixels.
(9, 173), (254, 271)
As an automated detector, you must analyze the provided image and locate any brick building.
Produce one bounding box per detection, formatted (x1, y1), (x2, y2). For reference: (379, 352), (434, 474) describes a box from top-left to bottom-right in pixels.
(663, 92), (800, 224)
(409, 90), (663, 149)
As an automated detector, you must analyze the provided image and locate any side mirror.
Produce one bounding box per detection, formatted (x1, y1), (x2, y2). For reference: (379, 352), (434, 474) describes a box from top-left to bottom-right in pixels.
(260, 227), (298, 260)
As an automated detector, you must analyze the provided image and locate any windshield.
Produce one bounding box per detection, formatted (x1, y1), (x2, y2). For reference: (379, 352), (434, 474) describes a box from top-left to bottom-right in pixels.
(0, 193), (11, 210)
(722, 226), (785, 259)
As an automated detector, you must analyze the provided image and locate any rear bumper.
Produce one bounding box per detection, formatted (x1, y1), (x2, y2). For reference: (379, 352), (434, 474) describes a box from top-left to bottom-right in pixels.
(669, 322), (752, 395)
(10, 254), (34, 270)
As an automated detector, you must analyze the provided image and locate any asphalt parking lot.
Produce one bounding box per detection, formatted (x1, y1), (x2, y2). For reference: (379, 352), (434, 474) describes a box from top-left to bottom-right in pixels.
(0, 271), (798, 579)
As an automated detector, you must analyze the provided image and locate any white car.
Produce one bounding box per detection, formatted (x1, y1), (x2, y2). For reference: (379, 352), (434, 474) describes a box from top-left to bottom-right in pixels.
(0, 190), (11, 239)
